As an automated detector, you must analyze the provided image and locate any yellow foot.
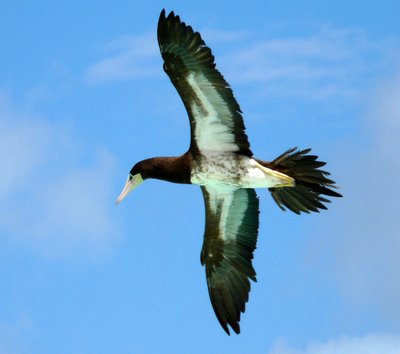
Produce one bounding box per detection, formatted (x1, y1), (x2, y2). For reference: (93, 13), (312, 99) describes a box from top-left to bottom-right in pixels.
(254, 161), (295, 187)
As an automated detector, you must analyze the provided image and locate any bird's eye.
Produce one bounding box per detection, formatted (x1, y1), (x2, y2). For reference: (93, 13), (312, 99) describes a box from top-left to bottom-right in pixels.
(128, 174), (133, 181)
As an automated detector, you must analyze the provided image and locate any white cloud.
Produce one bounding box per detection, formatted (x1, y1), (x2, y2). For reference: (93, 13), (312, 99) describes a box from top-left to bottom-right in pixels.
(269, 333), (400, 354)
(0, 98), (52, 200)
(85, 24), (395, 100)
(370, 70), (400, 163)
(0, 95), (121, 260)
(309, 70), (400, 325)
(220, 26), (394, 100)
(85, 28), (249, 85)
(86, 32), (161, 84)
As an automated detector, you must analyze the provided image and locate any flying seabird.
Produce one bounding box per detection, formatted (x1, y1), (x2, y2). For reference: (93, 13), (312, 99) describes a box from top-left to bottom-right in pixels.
(116, 9), (342, 335)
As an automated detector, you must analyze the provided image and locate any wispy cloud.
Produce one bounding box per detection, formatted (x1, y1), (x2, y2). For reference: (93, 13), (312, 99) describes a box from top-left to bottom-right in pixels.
(0, 95), (121, 260)
(85, 29), (249, 85)
(86, 32), (161, 84)
(220, 26), (395, 99)
(309, 70), (400, 324)
(269, 333), (400, 354)
(85, 24), (395, 100)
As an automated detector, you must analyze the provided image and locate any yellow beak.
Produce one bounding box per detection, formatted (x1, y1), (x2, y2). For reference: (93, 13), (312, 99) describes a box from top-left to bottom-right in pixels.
(115, 174), (143, 205)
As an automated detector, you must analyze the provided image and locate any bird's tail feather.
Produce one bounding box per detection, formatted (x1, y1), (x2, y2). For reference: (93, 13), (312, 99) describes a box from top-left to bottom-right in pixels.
(257, 148), (342, 214)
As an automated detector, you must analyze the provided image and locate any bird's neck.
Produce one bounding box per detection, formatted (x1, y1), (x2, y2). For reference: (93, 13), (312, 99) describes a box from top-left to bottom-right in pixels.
(139, 155), (192, 184)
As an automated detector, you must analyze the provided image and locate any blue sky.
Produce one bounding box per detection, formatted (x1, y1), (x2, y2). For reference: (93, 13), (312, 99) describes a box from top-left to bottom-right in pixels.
(1, 1), (400, 353)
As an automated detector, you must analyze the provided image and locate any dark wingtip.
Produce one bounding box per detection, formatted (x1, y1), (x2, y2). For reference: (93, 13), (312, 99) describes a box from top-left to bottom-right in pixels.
(165, 9), (176, 21)
(158, 9), (166, 38)
(332, 189), (343, 198)
(158, 9), (176, 25)
(214, 306), (242, 336)
(222, 324), (230, 335)
(158, 9), (166, 25)
(330, 190), (343, 198)
(232, 323), (241, 335)
(221, 321), (240, 335)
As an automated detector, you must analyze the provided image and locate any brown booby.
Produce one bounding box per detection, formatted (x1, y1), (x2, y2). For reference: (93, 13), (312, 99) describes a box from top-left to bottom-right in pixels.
(116, 9), (342, 335)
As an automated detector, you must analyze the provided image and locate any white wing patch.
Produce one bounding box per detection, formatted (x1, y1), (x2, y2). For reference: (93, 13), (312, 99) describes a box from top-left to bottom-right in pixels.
(224, 189), (248, 241)
(187, 72), (239, 152)
(205, 185), (247, 241)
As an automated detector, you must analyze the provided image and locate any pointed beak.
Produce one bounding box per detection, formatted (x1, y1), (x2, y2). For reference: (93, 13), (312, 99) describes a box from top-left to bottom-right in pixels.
(115, 181), (133, 205)
(115, 174), (143, 205)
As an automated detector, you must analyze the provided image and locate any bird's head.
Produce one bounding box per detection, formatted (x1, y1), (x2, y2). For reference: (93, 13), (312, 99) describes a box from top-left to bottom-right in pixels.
(115, 163), (144, 205)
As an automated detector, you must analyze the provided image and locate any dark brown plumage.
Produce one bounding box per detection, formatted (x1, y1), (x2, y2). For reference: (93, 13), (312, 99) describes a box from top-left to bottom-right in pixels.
(130, 155), (192, 184)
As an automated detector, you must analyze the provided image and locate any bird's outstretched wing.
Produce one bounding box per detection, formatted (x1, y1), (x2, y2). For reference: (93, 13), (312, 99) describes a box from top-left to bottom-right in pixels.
(157, 9), (252, 157)
(200, 185), (259, 334)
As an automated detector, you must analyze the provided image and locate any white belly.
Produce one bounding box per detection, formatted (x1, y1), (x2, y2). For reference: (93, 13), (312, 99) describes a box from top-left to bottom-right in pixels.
(190, 152), (293, 188)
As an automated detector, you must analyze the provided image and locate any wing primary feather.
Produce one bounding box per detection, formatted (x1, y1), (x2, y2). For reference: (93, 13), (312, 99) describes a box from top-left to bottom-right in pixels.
(200, 186), (259, 335)
(157, 10), (253, 156)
